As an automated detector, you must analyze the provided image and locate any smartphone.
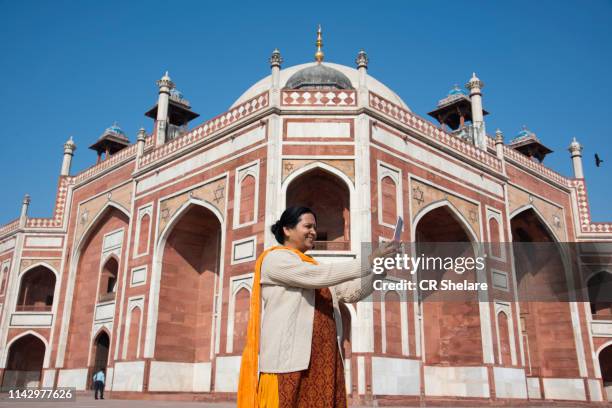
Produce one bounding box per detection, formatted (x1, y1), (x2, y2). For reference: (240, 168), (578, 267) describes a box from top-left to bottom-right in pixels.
(392, 216), (403, 242)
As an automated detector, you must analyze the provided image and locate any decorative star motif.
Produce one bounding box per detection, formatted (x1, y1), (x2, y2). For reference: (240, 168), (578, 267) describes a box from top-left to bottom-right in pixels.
(529, 195), (534, 203)
(213, 184), (225, 204)
(80, 209), (89, 225)
(412, 186), (424, 205)
(160, 206), (170, 220)
(553, 214), (561, 229)
(284, 162), (294, 173)
(469, 209), (478, 223)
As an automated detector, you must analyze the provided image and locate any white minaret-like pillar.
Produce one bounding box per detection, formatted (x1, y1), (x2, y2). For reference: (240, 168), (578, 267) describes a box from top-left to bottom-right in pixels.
(568, 137), (584, 178)
(155, 71), (175, 146)
(19, 194), (30, 227)
(269, 49), (283, 107)
(494, 129), (504, 159)
(136, 127), (146, 157)
(60, 137), (76, 176)
(466, 72), (486, 150)
(355, 49), (368, 107)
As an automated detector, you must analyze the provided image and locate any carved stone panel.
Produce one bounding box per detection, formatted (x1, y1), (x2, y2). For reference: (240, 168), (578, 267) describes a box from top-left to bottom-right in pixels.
(410, 179), (480, 240)
(75, 183), (133, 245)
(282, 159), (354, 183)
(20, 259), (61, 273)
(508, 185), (566, 240)
(158, 177), (227, 234)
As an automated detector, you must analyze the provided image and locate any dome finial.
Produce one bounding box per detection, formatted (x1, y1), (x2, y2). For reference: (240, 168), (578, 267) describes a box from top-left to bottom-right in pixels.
(356, 49), (368, 69)
(269, 48), (283, 68)
(314, 25), (324, 63)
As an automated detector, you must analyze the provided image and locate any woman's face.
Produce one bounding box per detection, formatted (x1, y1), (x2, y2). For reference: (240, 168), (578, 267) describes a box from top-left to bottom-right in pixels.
(284, 213), (317, 252)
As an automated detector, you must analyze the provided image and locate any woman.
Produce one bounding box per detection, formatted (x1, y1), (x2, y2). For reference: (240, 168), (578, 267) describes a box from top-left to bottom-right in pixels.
(238, 207), (397, 407)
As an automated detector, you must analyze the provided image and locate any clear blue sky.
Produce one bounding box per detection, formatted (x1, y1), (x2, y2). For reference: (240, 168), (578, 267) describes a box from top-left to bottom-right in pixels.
(1, 0), (611, 224)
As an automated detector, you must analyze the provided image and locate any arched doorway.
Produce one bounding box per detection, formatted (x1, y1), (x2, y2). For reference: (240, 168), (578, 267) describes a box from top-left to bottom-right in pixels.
(2, 334), (45, 389)
(599, 344), (612, 400)
(64, 206), (129, 369)
(98, 257), (118, 302)
(588, 271), (612, 319)
(415, 205), (483, 365)
(90, 331), (110, 389)
(16, 266), (56, 311)
(92, 331), (110, 373)
(155, 204), (221, 362)
(511, 208), (578, 378)
(286, 167), (350, 251)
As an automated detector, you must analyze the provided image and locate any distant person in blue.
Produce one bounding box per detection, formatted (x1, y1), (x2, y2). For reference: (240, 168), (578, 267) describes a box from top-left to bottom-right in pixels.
(92, 368), (105, 400)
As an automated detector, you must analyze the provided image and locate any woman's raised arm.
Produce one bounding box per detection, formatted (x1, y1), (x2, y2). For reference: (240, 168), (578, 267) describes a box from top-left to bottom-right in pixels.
(260, 249), (370, 289)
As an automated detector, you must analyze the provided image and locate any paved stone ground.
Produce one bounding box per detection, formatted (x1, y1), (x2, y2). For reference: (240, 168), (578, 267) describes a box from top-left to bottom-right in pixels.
(0, 393), (235, 407)
(0, 393), (603, 407)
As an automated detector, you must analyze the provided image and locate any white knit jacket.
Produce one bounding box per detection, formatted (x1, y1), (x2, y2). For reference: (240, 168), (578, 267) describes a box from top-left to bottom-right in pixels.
(258, 249), (375, 373)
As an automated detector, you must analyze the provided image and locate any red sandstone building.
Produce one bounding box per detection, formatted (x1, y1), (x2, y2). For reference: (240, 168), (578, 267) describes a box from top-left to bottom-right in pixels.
(1, 32), (612, 405)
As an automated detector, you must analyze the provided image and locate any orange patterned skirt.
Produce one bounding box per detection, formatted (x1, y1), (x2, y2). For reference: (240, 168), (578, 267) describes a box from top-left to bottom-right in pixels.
(276, 287), (347, 408)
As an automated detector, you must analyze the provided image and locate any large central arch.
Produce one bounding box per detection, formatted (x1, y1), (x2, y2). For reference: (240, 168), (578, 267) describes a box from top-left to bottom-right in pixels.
(511, 207), (581, 378)
(413, 202), (484, 365)
(153, 201), (223, 362)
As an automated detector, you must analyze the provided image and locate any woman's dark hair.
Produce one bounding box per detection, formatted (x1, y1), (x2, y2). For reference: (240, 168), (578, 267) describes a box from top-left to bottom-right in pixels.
(271, 207), (317, 244)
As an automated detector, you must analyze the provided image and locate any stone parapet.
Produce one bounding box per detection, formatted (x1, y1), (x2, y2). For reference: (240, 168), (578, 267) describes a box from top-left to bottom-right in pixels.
(138, 91), (269, 168)
(369, 92), (503, 173)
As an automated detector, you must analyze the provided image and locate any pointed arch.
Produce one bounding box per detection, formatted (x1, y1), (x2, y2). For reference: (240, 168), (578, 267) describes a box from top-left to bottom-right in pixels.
(98, 255), (119, 301)
(125, 305), (143, 360)
(585, 269), (612, 286)
(90, 329), (111, 378)
(136, 211), (152, 255)
(18, 262), (59, 279)
(510, 204), (561, 243)
(73, 201), (131, 261)
(3, 330), (49, 368)
(412, 199), (479, 244)
(413, 199), (488, 365)
(496, 310), (512, 365)
(144, 197), (226, 359)
(156, 198), (225, 248)
(15, 264), (57, 312)
(281, 161), (355, 194)
(510, 204), (585, 378)
(597, 340), (612, 358)
(238, 174), (257, 225)
(229, 286), (251, 353)
(380, 175), (398, 225)
(56, 202), (129, 368)
(226, 275), (253, 354)
(92, 326), (112, 344)
(586, 270), (612, 318)
(597, 342), (612, 394)
(382, 289), (403, 355)
(99, 253), (120, 273)
(282, 162), (355, 252)
(2, 332), (47, 388)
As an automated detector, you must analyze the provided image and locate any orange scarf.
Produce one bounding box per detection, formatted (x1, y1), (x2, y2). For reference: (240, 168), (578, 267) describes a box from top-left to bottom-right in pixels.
(237, 246), (318, 408)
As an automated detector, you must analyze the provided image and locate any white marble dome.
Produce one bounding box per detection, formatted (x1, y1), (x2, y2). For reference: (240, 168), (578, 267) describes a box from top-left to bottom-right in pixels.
(231, 61), (410, 111)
